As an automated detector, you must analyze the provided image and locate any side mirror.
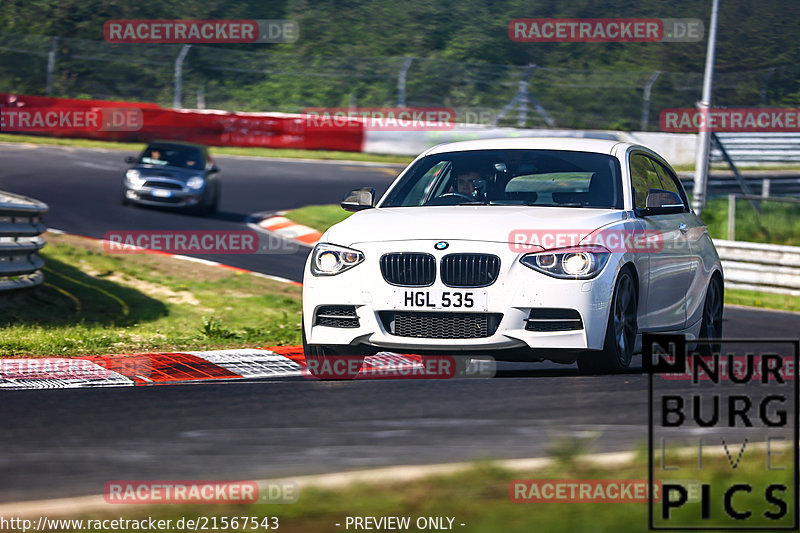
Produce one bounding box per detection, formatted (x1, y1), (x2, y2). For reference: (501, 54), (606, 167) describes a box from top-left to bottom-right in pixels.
(209, 164), (220, 173)
(341, 187), (376, 212)
(125, 156), (136, 164)
(640, 189), (685, 216)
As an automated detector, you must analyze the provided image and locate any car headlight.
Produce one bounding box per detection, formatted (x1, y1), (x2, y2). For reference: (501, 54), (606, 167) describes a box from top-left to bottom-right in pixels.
(186, 176), (205, 189)
(311, 243), (364, 276)
(125, 169), (144, 188)
(520, 246), (610, 279)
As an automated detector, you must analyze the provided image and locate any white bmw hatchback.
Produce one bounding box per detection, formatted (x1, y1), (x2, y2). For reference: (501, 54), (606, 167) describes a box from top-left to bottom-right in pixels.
(302, 138), (724, 374)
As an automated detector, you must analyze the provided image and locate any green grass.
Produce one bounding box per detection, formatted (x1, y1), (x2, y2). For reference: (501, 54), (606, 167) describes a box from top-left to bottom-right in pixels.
(700, 195), (800, 246)
(0, 133), (413, 164)
(283, 204), (354, 233)
(59, 447), (795, 532)
(724, 288), (800, 312)
(0, 232), (302, 357)
(674, 163), (800, 171)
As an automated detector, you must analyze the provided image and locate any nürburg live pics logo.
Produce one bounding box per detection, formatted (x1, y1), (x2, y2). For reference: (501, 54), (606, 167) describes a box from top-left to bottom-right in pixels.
(645, 333), (799, 529)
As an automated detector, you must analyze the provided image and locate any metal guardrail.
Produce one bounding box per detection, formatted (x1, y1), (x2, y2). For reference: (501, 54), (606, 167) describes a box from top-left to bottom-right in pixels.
(0, 191), (48, 291)
(714, 239), (800, 297)
(710, 133), (800, 165)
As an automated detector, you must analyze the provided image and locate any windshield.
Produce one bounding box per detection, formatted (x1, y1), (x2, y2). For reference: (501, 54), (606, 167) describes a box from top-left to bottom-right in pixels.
(380, 149), (623, 209)
(139, 145), (205, 170)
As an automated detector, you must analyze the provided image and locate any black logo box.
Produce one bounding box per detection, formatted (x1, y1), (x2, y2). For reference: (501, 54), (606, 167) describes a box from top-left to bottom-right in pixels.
(644, 333), (800, 531)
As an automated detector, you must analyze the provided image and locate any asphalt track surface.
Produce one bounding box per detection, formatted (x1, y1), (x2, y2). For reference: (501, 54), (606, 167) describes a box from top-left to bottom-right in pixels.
(0, 142), (401, 281)
(1, 143), (799, 503)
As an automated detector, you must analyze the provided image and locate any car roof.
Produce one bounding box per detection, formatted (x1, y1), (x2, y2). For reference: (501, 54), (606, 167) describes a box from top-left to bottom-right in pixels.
(423, 137), (624, 156)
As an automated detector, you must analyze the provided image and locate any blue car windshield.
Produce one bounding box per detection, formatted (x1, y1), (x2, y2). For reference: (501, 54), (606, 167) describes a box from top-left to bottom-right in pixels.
(140, 145), (205, 170)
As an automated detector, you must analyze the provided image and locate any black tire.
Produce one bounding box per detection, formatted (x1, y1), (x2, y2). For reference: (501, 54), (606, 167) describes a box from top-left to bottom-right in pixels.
(208, 182), (220, 215)
(696, 276), (723, 356)
(302, 321), (364, 380)
(189, 182), (219, 216)
(120, 189), (130, 206)
(578, 268), (638, 374)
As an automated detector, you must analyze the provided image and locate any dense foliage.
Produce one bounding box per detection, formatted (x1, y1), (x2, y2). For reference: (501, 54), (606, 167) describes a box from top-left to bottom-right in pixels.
(1, 0), (799, 129)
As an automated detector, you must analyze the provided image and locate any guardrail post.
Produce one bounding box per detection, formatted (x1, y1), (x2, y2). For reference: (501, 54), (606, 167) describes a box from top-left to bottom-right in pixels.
(196, 87), (205, 110)
(762, 178), (770, 198)
(640, 71), (660, 131)
(46, 37), (59, 96)
(397, 56), (414, 108)
(173, 44), (192, 109)
(727, 193), (736, 241)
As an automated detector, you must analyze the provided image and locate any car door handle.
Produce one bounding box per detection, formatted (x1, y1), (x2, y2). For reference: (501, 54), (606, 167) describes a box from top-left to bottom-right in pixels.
(679, 223), (688, 234)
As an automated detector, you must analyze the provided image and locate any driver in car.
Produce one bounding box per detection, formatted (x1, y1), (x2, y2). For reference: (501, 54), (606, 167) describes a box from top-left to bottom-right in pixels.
(456, 169), (482, 196)
(452, 162), (491, 200)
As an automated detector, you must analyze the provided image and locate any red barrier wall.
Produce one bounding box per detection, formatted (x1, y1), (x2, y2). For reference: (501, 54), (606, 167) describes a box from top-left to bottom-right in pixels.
(0, 94), (364, 152)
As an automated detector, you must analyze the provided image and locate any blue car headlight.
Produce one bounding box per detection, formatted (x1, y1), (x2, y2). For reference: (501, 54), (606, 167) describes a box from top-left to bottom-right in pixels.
(125, 169), (144, 188)
(311, 243), (364, 276)
(186, 176), (205, 190)
(520, 246), (611, 279)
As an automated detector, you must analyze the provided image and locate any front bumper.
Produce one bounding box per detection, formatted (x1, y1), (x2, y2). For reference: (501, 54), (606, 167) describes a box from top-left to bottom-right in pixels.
(303, 240), (620, 356)
(124, 186), (203, 208)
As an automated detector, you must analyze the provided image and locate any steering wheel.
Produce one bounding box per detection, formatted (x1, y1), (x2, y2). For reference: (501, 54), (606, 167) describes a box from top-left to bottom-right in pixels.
(426, 192), (475, 205)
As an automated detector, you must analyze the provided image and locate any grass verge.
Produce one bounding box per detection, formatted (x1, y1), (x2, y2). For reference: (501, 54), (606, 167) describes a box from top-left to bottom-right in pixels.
(0, 133), (413, 164)
(701, 195), (800, 246)
(0, 232), (302, 357)
(61, 447), (795, 532)
(674, 163), (800, 171)
(724, 288), (800, 313)
(283, 204), (354, 233)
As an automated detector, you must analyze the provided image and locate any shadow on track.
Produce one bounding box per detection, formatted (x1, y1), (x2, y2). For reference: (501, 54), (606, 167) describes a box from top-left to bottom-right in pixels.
(493, 365), (644, 379)
(121, 202), (253, 224)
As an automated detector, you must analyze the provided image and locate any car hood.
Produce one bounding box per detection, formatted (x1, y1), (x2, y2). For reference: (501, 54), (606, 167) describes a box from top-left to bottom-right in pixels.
(132, 164), (201, 181)
(326, 206), (628, 247)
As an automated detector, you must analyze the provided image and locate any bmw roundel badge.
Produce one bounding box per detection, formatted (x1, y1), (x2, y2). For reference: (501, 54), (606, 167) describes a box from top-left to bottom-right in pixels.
(434, 241), (449, 250)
